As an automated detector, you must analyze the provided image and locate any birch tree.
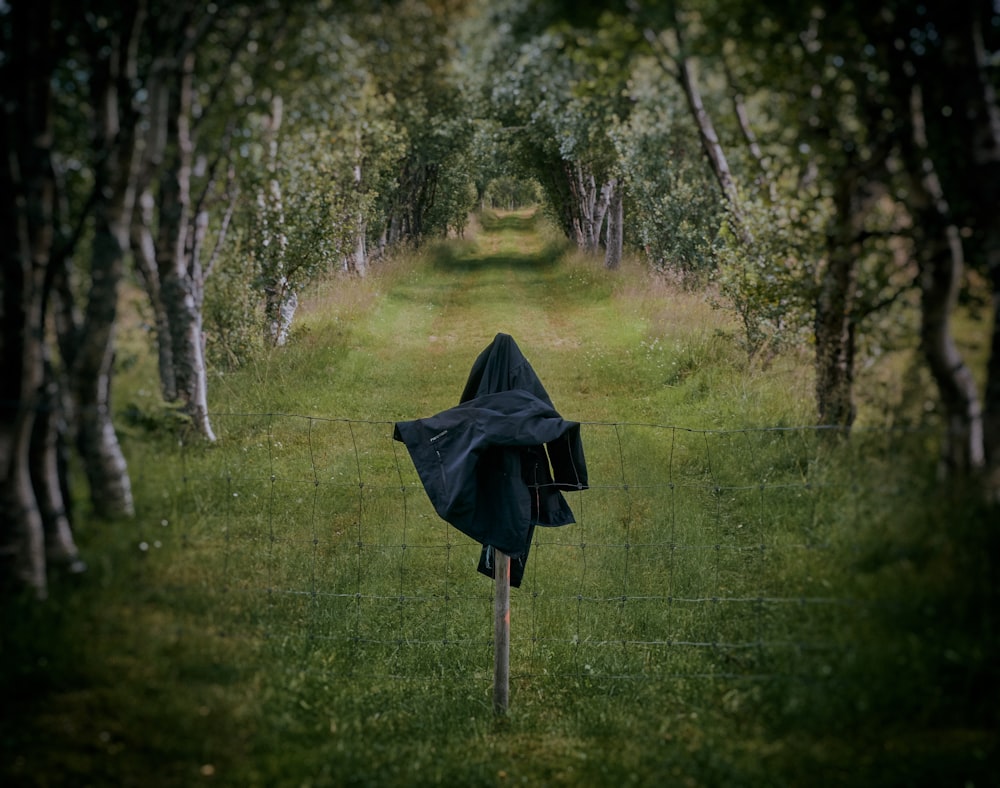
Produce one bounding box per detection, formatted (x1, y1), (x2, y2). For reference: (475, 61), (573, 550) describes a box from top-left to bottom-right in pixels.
(862, 0), (999, 488)
(128, 2), (280, 442)
(2, 0), (143, 595)
(2, 0), (307, 596)
(2, 0), (63, 595)
(709, 0), (998, 486)
(70, 1), (143, 511)
(640, 15), (749, 246)
(643, 1), (904, 426)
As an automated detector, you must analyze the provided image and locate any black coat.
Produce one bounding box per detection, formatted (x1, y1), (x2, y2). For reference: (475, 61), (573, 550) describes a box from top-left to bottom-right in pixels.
(393, 334), (587, 586)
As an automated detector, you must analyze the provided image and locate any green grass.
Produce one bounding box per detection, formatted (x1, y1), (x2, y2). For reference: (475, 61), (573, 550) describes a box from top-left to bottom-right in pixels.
(3, 210), (998, 787)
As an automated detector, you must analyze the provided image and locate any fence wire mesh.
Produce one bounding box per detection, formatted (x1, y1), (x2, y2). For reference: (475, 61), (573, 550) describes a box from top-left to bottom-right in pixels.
(132, 413), (930, 688)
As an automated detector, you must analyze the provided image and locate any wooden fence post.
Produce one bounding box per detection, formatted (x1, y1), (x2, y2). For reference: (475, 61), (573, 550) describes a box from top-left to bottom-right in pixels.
(493, 549), (510, 715)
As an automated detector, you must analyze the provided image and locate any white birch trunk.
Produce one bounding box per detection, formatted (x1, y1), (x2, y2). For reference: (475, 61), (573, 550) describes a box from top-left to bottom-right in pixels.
(259, 96), (298, 345)
(645, 21), (751, 246)
(909, 82), (984, 474)
(604, 180), (623, 270)
(594, 178), (614, 250)
(349, 133), (368, 276)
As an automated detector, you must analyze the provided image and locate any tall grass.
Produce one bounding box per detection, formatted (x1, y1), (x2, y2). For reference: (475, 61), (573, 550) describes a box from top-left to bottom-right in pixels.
(2, 210), (997, 787)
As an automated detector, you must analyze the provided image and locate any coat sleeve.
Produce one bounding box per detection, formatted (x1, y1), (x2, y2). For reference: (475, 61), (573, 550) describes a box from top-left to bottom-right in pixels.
(393, 414), (479, 526)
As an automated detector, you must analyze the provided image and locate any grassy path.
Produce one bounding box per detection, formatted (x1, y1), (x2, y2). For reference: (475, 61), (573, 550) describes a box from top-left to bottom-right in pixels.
(355, 209), (624, 416)
(223, 209), (634, 421)
(215, 207), (809, 431)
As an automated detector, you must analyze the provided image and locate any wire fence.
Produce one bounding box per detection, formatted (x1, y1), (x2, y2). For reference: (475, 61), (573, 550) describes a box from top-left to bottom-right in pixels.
(133, 413), (931, 689)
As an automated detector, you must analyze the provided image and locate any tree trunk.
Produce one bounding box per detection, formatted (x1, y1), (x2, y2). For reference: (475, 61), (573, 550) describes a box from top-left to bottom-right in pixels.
(968, 16), (1000, 499)
(906, 81), (985, 476)
(604, 179), (623, 270)
(350, 224), (368, 276)
(73, 172), (137, 519)
(0, 237), (48, 597)
(565, 163), (604, 252)
(386, 157), (437, 246)
(813, 174), (861, 430)
(131, 44), (180, 403)
(258, 96), (300, 345)
(132, 189), (177, 401)
(579, 170), (596, 250)
(151, 38), (216, 441)
(863, 4), (993, 489)
(814, 252), (857, 430)
(69, 6), (141, 518)
(986, 277), (1000, 496)
(593, 178), (613, 250)
(348, 131), (368, 276)
(1, 0), (56, 597)
(651, 14), (751, 246)
(722, 44), (775, 203)
(677, 52), (740, 216)
(918, 229), (985, 475)
(563, 162), (585, 247)
(72, 260), (135, 522)
(30, 359), (84, 572)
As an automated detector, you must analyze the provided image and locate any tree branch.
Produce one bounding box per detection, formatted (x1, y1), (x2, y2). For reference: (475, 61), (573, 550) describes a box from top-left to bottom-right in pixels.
(204, 169), (237, 282)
